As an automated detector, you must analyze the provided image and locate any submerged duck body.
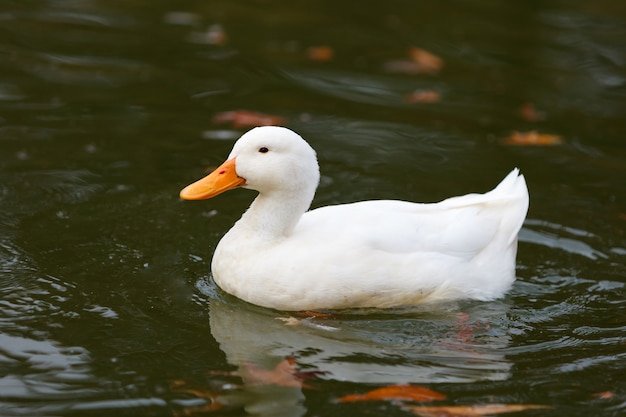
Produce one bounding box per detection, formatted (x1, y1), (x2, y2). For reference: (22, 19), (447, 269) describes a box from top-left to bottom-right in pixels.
(180, 126), (529, 311)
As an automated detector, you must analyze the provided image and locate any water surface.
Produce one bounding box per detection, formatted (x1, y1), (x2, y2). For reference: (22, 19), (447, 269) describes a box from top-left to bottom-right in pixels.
(0, 1), (625, 416)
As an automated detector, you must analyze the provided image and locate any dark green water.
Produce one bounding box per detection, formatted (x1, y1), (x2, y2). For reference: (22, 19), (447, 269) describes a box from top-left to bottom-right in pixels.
(1, 1), (625, 416)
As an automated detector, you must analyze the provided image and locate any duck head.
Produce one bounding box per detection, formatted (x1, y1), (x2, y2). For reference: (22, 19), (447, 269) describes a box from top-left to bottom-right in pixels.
(179, 126), (320, 200)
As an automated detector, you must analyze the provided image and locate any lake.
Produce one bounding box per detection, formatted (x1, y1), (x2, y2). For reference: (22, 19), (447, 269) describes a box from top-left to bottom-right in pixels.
(0, 1), (625, 416)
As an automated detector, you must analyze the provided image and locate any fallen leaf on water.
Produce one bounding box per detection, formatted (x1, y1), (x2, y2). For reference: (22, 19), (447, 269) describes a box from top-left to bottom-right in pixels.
(405, 89), (441, 103)
(592, 391), (615, 399)
(503, 131), (563, 146)
(384, 47), (444, 75)
(212, 110), (287, 129)
(337, 384), (446, 403)
(306, 45), (334, 62)
(518, 102), (545, 122)
(408, 47), (445, 75)
(404, 403), (552, 417)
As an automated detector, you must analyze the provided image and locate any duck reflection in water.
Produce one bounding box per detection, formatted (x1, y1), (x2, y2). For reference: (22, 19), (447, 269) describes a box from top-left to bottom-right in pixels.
(206, 292), (513, 417)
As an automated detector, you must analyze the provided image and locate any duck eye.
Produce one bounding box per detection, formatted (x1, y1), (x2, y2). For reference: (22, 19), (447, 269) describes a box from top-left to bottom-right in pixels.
(258, 147), (269, 153)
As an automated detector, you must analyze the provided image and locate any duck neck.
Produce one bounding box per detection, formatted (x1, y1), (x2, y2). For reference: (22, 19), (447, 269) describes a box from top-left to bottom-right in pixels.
(237, 188), (314, 239)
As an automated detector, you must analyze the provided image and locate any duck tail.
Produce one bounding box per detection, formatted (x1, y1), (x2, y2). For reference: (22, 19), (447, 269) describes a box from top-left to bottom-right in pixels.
(493, 168), (529, 245)
(494, 168), (524, 193)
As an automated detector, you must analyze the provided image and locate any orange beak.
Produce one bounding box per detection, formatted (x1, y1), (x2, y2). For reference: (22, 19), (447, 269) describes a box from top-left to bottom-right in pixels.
(179, 158), (246, 200)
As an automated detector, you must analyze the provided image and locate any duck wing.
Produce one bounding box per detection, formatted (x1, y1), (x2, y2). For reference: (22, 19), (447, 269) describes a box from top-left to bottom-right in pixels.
(297, 169), (528, 259)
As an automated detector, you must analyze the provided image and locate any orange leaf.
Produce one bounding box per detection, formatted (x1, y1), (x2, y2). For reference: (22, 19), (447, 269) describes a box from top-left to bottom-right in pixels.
(405, 404), (551, 417)
(384, 47), (444, 75)
(306, 46), (334, 62)
(212, 110), (287, 129)
(592, 391), (615, 399)
(405, 89), (441, 104)
(408, 47), (444, 75)
(338, 384), (446, 403)
(502, 131), (563, 146)
(518, 102), (545, 122)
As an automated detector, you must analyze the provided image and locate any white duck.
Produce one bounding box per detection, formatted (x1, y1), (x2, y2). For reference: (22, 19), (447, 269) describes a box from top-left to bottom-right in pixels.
(180, 126), (529, 311)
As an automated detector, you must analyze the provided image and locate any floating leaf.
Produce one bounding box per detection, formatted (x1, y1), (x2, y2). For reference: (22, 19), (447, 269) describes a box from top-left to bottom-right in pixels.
(405, 89), (441, 103)
(384, 47), (444, 75)
(338, 384), (446, 403)
(408, 47), (444, 74)
(503, 131), (563, 146)
(518, 102), (545, 122)
(592, 391), (615, 399)
(307, 46), (334, 62)
(405, 404), (551, 417)
(212, 110), (287, 129)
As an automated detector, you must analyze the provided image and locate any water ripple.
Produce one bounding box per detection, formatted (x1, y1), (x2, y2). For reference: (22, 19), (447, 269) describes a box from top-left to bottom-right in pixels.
(284, 68), (446, 109)
(520, 219), (608, 260)
(208, 296), (513, 385)
(557, 352), (626, 374)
